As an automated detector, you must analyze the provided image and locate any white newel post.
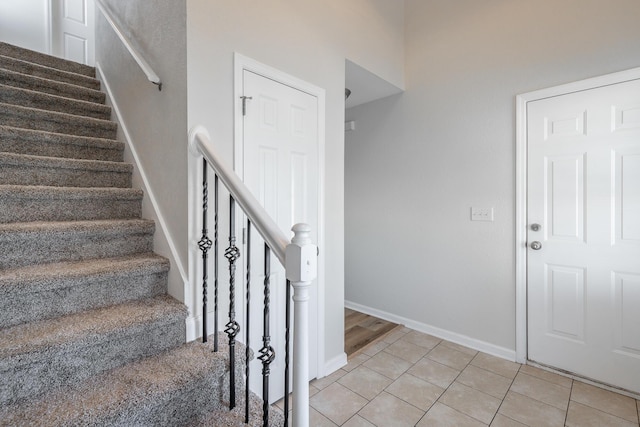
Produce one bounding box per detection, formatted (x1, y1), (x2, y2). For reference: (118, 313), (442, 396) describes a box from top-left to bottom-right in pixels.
(285, 223), (317, 427)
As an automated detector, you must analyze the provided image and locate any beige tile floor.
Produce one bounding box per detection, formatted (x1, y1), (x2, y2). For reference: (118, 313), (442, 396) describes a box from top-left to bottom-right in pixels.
(278, 327), (640, 426)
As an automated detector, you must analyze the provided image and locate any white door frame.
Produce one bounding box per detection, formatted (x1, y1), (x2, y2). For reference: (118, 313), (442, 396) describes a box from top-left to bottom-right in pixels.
(233, 53), (327, 377)
(515, 66), (640, 364)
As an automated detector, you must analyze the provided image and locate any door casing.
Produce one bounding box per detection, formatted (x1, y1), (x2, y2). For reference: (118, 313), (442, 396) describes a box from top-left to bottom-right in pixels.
(233, 53), (327, 377)
(515, 66), (640, 364)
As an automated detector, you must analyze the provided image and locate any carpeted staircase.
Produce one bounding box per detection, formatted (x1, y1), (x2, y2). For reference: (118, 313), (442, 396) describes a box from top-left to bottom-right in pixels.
(0, 42), (283, 426)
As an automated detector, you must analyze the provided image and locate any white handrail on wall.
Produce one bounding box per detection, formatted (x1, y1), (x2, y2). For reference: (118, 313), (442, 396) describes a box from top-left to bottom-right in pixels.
(189, 126), (316, 427)
(95, 0), (162, 90)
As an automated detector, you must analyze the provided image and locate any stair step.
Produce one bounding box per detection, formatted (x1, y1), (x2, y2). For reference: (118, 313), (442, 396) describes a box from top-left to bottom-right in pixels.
(0, 295), (187, 406)
(0, 125), (124, 162)
(0, 253), (169, 328)
(0, 68), (105, 104)
(0, 185), (142, 223)
(0, 42), (95, 77)
(0, 54), (101, 90)
(0, 103), (117, 139)
(0, 152), (131, 188)
(0, 336), (259, 426)
(0, 219), (155, 269)
(0, 84), (111, 120)
(188, 391), (286, 427)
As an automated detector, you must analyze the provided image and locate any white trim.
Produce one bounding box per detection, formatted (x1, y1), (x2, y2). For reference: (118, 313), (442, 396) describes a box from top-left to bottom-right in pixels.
(95, 61), (189, 298)
(44, 0), (52, 55)
(346, 300), (517, 362)
(323, 352), (348, 377)
(515, 66), (640, 364)
(233, 53), (327, 377)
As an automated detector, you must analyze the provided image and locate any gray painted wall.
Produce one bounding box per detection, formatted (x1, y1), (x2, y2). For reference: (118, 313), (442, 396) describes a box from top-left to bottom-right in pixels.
(0, 0), (49, 53)
(345, 0), (640, 353)
(95, 0), (188, 300)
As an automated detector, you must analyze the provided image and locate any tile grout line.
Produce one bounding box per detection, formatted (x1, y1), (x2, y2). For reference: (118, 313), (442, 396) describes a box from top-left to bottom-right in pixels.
(488, 363), (524, 427)
(564, 380), (574, 427)
(343, 335), (436, 426)
(427, 345), (494, 425)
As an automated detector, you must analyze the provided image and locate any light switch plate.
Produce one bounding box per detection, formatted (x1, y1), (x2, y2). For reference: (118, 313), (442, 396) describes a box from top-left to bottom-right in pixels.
(471, 207), (494, 222)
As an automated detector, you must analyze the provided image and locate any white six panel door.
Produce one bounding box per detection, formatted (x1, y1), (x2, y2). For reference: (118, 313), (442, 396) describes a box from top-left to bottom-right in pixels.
(242, 70), (319, 402)
(51, 0), (95, 65)
(527, 79), (640, 394)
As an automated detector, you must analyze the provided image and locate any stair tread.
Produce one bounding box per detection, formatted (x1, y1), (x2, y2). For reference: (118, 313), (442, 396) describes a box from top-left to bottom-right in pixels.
(0, 125), (124, 162)
(0, 337), (235, 427)
(0, 125), (122, 150)
(0, 152), (131, 172)
(0, 218), (154, 237)
(0, 101), (114, 122)
(0, 54), (101, 90)
(0, 253), (168, 293)
(0, 84), (110, 120)
(0, 295), (186, 361)
(0, 106), (117, 140)
(0, 68), (104, 103)
(0, 184), (141, 199)
(188, 391), (286, 427)
(0, 42), (95, 77)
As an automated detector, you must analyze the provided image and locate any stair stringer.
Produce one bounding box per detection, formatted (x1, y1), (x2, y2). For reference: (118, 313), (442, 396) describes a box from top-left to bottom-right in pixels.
(95, 62), (190, 317)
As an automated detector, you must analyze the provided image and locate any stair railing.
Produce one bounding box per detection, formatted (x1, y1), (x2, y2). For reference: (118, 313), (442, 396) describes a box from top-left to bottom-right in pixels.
(189, 126), (316, 427)
(95, 0), (162, 90)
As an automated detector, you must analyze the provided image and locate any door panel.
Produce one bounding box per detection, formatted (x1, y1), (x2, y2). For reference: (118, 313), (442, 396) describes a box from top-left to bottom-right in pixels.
(613, 272), (640, 356)
(528, 79), (640, 394)
(545, 264), (586, 342)
(546, 155), (585, 241)
(51, 0), (95, 65)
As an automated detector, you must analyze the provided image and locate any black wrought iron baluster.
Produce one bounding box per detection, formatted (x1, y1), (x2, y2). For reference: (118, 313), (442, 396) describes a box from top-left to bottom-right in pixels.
(245, 219), (252, 424)
(198, 158), (213, 344)
(213, 175), (219, 352)
(225, 196), (241, 409)
(259, 244), (276, 427)
(283, 279), (291, 427)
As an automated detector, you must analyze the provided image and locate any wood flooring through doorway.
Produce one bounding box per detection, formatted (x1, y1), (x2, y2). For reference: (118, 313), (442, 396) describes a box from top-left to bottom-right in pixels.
(344, 308), (399, 358)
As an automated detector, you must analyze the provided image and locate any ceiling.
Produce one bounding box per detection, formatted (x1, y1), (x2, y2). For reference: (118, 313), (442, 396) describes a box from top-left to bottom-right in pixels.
(345, 59), (403, 109)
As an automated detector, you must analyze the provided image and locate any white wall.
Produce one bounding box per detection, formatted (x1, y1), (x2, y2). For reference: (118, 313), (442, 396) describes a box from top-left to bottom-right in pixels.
(0, 0), (49, 53)
(95, 0), (188, 300)
(345, 0), (640, 355)
(187, 0), (405, 369)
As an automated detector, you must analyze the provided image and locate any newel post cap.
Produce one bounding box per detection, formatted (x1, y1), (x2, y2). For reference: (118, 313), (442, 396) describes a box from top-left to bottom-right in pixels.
(188, 125), (210, 157)
(286, 223), (317, 282)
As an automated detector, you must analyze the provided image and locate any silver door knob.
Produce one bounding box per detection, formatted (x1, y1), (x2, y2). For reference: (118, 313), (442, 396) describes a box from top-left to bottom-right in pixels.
(530, 241), (542, 250)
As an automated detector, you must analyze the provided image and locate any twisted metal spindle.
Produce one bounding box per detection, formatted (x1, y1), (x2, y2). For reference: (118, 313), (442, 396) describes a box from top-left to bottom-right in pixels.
(224, 196), (241, 409)
(198, 159), (213, 343)
(259, 244), (276, 426)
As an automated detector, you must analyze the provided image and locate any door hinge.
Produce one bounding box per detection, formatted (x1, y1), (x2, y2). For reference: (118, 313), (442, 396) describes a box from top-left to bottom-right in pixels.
(242, 227), (247, 244)
(240, 96), (253, 116)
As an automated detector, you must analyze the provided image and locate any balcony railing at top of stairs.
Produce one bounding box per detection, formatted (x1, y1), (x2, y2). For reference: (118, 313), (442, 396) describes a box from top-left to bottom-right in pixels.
(189, 126), (317, 427)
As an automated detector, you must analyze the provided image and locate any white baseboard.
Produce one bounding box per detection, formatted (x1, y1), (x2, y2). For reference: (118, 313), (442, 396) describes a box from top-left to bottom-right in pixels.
(344, 300), (516, 362)
(95, 61), (189, 311)
(323, 352), (348, 377)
